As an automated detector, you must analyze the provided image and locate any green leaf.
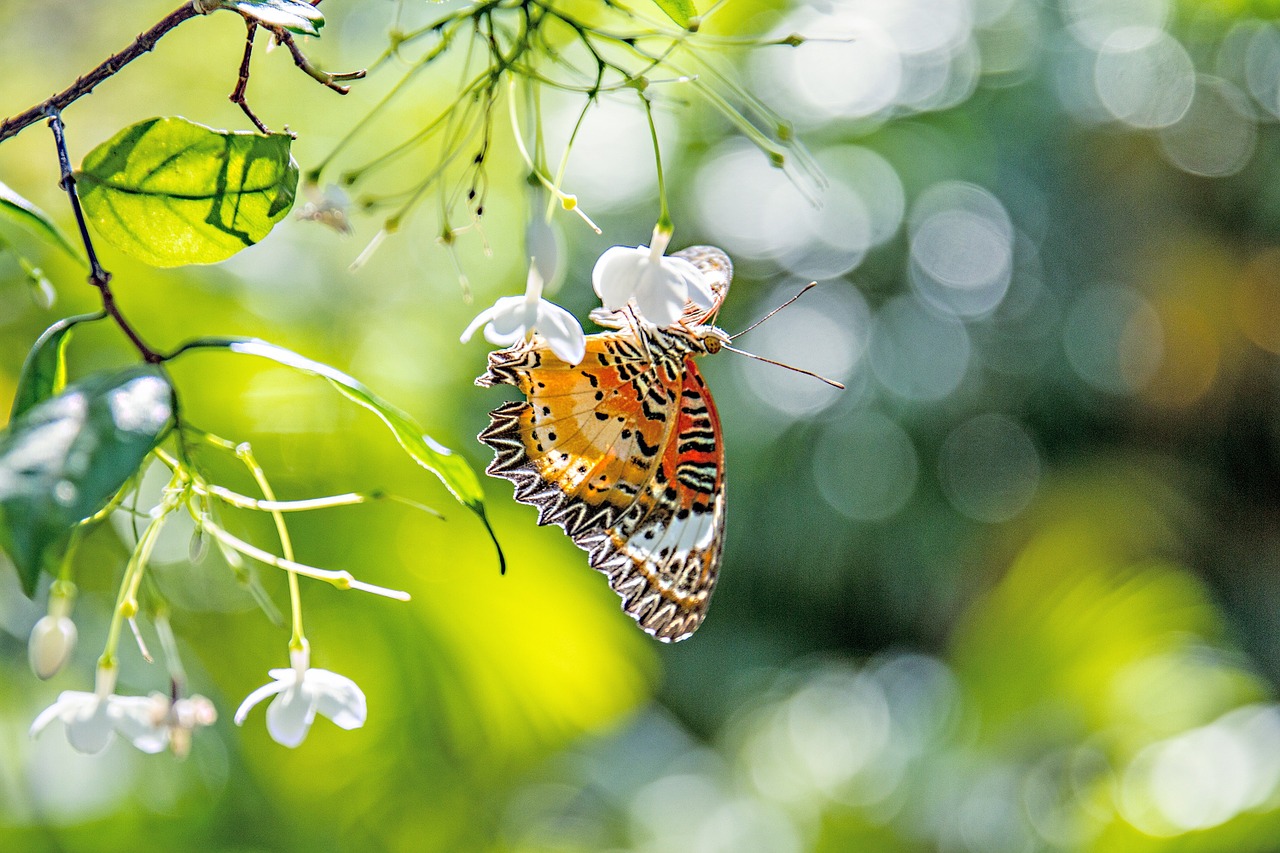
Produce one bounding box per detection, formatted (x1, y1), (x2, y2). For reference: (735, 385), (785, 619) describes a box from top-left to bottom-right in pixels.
(0, 179), (85, 264)
(10, 313), (106, 420)
(219, 0), (325, 36)
(76, 117), (298, 267)
(0, 365), (174, 596)
(176, 337), (505, 571)
(653, 0), (697, 28)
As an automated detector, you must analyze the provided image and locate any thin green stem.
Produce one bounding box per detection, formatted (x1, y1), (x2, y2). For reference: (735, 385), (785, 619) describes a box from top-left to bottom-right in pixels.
(234, 443), (304, 650)
(99, 482), (178, 672)
(198, 516), (410, 600)
(640, 93), (670, 232)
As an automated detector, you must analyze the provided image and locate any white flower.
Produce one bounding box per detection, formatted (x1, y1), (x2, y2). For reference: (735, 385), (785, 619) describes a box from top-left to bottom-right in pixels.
(461, 261), (586, 365)
(234, 647), (366, 748)
(157, 694), (218, 758)
(296, 182), (353, 235)
(592, 227), (715, 328)
(28, 614), (77, 680)
(27, 669), (212, 755)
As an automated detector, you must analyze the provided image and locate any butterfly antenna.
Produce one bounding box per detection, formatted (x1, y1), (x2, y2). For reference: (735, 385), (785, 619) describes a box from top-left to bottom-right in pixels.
(731, 282), (819, 340)
(720, 343), (846, 389)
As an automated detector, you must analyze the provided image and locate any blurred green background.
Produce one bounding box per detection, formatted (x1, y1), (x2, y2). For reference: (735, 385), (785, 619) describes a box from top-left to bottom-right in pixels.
(5, 0), (1280, 850)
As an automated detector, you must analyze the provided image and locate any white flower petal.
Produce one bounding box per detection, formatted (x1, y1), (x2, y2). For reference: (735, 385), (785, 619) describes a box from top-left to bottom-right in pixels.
(482, 324), (526, 348)
(633, 266), (687, 328)
(108, 695), (169, 754)
(30, 690), (95, 737)
(306, 669), (367, 730)
(536, 303), (587, 365)
(484, 295), (536, 339)
(593, 247), (644, 310)
(460, 306), (498, 344)
(666, 256), (715, 309)
(234, 677), (290, 725)
(65, 698), (114, 754)
(266, 684), (318, 748)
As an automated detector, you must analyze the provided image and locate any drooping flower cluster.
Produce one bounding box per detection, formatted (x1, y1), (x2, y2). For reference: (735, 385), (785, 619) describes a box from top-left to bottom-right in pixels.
(462, 226), (711, 365)
(30, 667), (216, 756)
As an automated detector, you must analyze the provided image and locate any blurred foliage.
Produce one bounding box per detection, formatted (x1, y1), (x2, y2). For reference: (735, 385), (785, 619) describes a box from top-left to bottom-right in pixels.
(4, 0), (1280, 851)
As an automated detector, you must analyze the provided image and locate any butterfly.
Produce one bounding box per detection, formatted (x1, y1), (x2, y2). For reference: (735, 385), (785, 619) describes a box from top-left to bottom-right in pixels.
(476, 247), (733, 642)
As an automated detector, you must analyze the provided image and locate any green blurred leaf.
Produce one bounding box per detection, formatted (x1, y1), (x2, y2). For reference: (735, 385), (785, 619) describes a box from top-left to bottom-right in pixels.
(10, 313), (106, 420)
(219, 0), (324, 36)
(0, 365), (173, 596)
(653, 0), (697, 27)
(76, 117), (298, 267)
(177, 337), (505, 570)
(0, 179), (84, 263)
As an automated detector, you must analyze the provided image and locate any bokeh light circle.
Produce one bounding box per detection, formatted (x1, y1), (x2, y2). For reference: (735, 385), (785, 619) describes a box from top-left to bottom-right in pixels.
(1063, 284), (1163, 395)
(869, 296), (971, 401)
(1158, 75), (1257, 178)
(813, 410), (919, 521)
(739, 284), (869, 419)
(1064, 0), (1170, 49)
(908, 181), (1014, 318)
(938, 413), (1041, 523)
(1094, 27), (1195, 129)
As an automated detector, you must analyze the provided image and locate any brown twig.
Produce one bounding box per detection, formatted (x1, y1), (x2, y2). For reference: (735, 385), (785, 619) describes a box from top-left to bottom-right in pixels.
(270, 28), (367, 94)
(230, 21), (271, 133)
(46, 112), (163, 364)
(0, 3), (203, 144)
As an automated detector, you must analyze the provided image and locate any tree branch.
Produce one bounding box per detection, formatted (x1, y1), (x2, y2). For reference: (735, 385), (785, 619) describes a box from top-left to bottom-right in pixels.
(230, 21), (271, 133)
(0, 3), (204, 144)
(270, 28), (366, 94)
(46, 112), (163, 364)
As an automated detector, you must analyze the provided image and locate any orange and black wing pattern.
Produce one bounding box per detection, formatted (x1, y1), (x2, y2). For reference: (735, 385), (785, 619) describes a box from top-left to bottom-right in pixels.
(478, 332), (725, 642)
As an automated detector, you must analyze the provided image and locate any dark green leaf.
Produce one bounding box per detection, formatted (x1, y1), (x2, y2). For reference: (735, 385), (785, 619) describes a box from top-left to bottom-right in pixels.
(0, 179), (85, 263)
(219, 0), (325, 36)
(653, 0), (697, 28)
(0, 365), (174, 596)
(76, 117), (298, 267)
(10, 313), (106, 420)
(174, 338), (504, 570)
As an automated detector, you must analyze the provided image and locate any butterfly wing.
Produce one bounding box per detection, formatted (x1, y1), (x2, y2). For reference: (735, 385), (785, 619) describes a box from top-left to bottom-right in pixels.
(478, 333), (725, 642)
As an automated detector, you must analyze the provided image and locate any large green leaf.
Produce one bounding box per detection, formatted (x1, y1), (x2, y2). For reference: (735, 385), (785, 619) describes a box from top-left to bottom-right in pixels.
(10, 313), (106, 420)
(219, 0), (325, 36)
(0, 179), (85, 263)
(76, 117), (298, 267)
(653, 0), (697, 28)
(0, 365), (174, 596)
(174, 337), (505, 570)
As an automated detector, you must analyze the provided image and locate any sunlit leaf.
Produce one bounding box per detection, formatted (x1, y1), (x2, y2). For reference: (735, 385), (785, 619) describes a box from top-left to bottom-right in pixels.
(174, 337), (505, 570)
(653, 0), (697, 28)
(0, 365), (174, 596)
(10, 313), (106, 420)
(76, 117), (298, 267)
(219, 0), (325, 36)
(0, 179), (84, 263)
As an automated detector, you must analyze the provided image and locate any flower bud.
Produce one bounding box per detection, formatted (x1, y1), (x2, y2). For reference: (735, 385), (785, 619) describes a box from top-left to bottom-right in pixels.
(28, 615), (77, 680)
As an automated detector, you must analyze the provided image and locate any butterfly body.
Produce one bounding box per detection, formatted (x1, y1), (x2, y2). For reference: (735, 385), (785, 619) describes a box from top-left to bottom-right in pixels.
(477, 248), (732, 642)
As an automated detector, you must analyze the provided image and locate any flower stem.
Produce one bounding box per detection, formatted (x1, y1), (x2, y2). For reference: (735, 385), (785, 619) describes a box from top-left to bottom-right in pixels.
(235, 443), (305, 652)
(639, 93), (672, 235)
(99, 483), (178, 672)
(506, 77), (601, 233)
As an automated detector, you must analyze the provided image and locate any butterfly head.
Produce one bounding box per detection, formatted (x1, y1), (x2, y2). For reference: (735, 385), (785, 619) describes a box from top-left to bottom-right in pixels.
(694, 324), (730, 355)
